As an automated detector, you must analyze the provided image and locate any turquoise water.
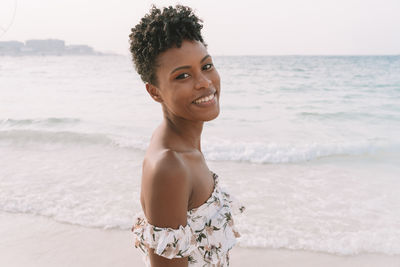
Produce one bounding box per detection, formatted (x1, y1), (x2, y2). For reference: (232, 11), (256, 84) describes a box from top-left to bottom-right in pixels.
(1, 55), (399, 255)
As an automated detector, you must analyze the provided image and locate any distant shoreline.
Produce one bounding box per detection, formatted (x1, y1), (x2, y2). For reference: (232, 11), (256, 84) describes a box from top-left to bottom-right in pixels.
(0, 53), (122, 57)
(0, 38), (115, 56)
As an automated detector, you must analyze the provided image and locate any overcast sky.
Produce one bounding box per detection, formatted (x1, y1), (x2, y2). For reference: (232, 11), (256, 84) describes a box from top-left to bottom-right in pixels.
(1, 0), (400, 55)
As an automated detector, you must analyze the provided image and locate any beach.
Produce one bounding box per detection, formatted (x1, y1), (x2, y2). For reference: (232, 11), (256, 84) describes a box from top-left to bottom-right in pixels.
(1, 211), (399, 267)
(1, 55), (400, 266)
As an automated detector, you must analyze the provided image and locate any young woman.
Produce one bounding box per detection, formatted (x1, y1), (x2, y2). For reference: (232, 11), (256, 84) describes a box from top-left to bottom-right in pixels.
(129, 5), (245, 266)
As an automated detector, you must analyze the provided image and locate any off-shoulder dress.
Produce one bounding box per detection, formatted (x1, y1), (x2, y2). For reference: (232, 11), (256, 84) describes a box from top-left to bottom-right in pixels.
(132, 172), (245, 266)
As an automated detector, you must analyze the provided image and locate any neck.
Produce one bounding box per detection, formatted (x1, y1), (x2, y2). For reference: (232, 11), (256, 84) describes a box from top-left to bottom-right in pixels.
(162, 113), (204, 152)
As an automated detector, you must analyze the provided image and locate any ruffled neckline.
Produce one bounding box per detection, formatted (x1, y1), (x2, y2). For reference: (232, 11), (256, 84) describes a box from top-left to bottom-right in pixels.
(132, 171), (245, 266)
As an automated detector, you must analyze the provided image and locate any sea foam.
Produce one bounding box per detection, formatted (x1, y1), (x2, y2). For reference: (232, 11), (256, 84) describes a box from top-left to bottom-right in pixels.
(0, 128), (393, 163)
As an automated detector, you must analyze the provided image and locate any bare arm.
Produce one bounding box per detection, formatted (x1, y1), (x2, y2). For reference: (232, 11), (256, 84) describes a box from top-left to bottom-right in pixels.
(143, 150), (191, 267)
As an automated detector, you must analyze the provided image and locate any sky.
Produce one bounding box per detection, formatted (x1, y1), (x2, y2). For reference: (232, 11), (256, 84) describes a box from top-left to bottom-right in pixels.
(1, 0), (400, 55)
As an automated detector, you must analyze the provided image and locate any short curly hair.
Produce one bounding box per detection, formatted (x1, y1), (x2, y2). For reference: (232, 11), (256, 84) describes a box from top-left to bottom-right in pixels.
(129, 5), (206, 85)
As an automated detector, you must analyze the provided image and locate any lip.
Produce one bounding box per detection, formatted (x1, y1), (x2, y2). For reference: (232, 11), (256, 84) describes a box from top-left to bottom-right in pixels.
(192, 90), (217, 103)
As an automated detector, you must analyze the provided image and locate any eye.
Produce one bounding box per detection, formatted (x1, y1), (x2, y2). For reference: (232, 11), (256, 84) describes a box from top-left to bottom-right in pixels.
(202, 63), (213, 70)
(175, 73), (190, 80)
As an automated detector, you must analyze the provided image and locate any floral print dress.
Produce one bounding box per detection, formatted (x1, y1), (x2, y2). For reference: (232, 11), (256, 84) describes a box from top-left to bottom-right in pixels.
(132, 172), (245, 266)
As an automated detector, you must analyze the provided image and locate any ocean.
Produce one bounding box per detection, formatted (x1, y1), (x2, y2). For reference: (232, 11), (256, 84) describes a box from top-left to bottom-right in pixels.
(1, 55), (399, 256)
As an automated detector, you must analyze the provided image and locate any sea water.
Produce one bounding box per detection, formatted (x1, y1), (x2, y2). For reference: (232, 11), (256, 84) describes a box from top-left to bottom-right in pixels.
(1, 55), (399, 255)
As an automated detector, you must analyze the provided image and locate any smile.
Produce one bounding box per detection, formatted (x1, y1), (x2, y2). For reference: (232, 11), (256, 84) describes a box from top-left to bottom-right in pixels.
(193, 92), (216, 104)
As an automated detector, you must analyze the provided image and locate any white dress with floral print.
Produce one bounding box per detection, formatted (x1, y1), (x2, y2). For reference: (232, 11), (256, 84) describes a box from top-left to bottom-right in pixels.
(132, 172), (245, 266)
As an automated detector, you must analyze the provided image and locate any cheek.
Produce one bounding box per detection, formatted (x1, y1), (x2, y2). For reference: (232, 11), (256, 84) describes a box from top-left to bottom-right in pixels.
(167, 86), (192, 110)
(212, 70), (221, 88)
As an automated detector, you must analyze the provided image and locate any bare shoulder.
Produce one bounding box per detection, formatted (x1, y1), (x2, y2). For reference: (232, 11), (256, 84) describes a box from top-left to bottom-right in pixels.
(142, 149), (191, 228)
(145, 149), (188, 177)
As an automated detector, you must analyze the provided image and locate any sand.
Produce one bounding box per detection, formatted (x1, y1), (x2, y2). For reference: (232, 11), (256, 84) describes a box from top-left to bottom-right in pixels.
(1, 211), (399, 267)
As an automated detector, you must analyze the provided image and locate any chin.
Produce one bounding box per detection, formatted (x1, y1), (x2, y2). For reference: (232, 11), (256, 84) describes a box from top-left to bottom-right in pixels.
(202, 108), (220, 122)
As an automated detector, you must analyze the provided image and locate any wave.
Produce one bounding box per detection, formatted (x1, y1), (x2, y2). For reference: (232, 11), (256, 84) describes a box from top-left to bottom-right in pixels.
(0, 117), (81, 127)
(238, 229), (400, 255)
(1, 129), (396, 163)
(1, 208), (399, 256)
(297, 111), (400, 121)
(202, 139), (394, 163)
(0, 129), (115, 146)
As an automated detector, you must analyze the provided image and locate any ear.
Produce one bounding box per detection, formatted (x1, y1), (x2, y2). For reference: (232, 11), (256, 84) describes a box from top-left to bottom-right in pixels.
(145, 83), (163, 103)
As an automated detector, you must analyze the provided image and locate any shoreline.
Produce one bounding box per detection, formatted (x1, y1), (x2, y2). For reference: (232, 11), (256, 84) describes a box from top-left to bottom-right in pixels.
(1, 211), (399, 267)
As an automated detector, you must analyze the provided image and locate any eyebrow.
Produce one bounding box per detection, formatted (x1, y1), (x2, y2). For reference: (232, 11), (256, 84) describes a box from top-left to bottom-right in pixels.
(170, 55), (210, 75)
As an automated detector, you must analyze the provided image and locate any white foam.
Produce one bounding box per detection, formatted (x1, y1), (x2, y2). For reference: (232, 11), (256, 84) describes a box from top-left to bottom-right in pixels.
(202, 138), (391, 163)
(0, 128), (396, 163)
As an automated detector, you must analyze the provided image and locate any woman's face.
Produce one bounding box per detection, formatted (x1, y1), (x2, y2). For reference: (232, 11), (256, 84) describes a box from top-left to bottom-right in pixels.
(151, 40), (221, 122)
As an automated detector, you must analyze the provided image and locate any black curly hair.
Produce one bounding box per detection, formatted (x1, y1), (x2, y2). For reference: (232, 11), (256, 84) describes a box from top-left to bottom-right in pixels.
(129, 5), (206, 85)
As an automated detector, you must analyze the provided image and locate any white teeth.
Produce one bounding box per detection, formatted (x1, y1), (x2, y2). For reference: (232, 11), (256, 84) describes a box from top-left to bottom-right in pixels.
(194, 93), (215, 104)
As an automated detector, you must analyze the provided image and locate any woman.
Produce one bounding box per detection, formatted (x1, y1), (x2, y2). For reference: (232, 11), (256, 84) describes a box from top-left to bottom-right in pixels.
(129, 5), (245, 267)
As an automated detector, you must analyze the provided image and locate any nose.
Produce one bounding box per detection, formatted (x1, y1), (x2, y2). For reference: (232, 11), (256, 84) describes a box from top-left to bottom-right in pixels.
(194, 73), (211, 90)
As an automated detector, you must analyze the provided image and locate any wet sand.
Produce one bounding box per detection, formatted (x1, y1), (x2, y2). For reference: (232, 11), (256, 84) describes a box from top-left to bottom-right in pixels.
(1, 211), (399, 267)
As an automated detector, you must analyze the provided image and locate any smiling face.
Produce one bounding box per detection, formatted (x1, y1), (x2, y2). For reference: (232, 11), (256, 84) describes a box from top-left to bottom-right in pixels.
(147, 40), (221, 122)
